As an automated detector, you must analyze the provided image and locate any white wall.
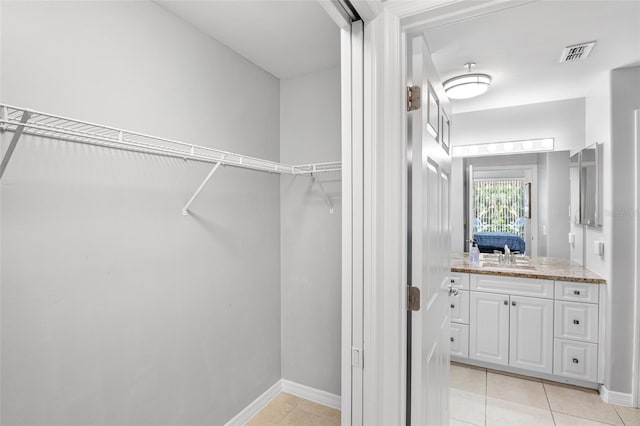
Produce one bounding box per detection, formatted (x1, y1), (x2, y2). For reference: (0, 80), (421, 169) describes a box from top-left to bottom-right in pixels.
(450, 157), (465, 251)
(280, 67), (342, 395)
(596, 66), (640, 394)
(539, 151), (570, 259)
(452, 98), (585, 152)
(1, 2), (282, 424)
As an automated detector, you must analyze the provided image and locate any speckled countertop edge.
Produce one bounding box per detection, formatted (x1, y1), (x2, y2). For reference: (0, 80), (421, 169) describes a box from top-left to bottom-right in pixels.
(450, 253), (607, 284)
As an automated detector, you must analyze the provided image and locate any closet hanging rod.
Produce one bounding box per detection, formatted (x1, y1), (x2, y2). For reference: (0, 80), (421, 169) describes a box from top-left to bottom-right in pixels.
(0, 104), (341, 177)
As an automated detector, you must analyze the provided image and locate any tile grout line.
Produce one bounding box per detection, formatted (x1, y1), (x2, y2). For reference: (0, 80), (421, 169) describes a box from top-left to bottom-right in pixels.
(484, 367), (488, 426)
(612, 405), (626, 426)
(542, 381), (557, 426)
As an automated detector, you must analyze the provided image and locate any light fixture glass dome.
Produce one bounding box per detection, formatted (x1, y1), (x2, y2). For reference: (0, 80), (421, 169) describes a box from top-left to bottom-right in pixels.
(443, 73), (492, 99)
(444, 63), (492, 100)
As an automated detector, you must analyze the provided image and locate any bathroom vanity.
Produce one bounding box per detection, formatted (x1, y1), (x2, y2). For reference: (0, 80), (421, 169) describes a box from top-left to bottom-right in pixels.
(449, 253), (606, 388)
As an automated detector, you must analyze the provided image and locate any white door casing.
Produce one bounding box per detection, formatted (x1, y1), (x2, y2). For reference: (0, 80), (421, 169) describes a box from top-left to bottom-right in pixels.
(408, 34), (451, 426)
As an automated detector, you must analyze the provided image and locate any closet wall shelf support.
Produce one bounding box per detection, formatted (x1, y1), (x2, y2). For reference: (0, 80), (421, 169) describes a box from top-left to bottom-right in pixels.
(0, 109), (32, 179)
(310, 175), (335, 214)
(182, 156), (225, 216)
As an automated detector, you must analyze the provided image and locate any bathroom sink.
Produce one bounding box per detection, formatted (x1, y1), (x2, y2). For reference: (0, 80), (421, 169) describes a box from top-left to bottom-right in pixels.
(481, 262), (537, 271)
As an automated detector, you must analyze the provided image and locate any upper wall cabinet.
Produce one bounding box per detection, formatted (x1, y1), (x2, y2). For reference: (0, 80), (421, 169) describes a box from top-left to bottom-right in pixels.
(581, 143), (603, 227)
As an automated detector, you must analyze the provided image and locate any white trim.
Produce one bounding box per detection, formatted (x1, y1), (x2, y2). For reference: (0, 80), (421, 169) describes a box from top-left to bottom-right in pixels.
(633, 109), (640, 408)
(600, 385), (634, 407)
(281, 380), (342, 410)
(224, 380), (342, 426)
(318, 0), (352, 30)
(340, 23), (354, 426)
(224, 381), (281, 426)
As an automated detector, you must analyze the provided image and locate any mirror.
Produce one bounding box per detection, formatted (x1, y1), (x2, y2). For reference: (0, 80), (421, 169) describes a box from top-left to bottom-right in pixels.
(580, 143), (603, 227)
(457, 151), (571, 259)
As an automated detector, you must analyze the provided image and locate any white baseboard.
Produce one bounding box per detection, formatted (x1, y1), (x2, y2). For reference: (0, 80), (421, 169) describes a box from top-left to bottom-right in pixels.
(224, 379), (342, 426)
(281, 379), (341, 410)
(225, 381), (281, 426)
(600, 385), (634, 407)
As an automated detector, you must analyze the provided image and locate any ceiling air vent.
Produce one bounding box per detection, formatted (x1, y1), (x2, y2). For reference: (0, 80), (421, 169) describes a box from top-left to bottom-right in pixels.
(560, 41), (596, 62)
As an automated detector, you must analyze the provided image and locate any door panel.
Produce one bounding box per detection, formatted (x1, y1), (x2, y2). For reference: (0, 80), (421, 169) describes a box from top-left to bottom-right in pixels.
(469, 292), (509, 365)
(408, 34), (451, 426)
(510, 296), (553, 374)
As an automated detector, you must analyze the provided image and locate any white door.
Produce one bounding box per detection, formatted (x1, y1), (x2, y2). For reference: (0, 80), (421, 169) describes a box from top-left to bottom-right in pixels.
(510, 296), (554, 373)
(469, 291), (509, 365)
(408, 34), (452, 426)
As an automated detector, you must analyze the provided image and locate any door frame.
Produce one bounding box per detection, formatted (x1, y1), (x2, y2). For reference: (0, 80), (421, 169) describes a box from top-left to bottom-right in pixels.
(350, 0), (539, 424)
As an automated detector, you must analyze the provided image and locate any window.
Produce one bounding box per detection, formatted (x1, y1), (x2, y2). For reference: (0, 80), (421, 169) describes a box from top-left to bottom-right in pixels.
(473, 178), (525, 238)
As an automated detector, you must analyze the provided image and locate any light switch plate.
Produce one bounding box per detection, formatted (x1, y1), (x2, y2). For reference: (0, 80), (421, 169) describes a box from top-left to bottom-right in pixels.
(593, 241), (604, 256)
(568, 233), (575, 244)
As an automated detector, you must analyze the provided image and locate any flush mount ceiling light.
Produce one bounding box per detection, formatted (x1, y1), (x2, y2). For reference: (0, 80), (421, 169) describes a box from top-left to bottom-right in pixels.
(443, 63), (492, 100)
(452, 138), (554, 158)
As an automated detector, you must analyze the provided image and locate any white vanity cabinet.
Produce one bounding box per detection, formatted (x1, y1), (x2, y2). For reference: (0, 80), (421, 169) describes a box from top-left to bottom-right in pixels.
(449, 272), (470, 358)
(468, 277), (554, 374)
(450, 272), (604, 384)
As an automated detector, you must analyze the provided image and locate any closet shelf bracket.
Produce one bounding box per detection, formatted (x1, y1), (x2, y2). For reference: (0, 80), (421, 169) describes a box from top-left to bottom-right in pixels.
(182, 156), (225, 216)
(0, 109), (32, 180)
(310, 175), (335, 214)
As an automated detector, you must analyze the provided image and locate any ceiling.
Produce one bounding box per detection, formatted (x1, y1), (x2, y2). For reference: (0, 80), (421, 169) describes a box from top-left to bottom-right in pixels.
(157, 0), (340, 80)
(423, 0), (640, 114)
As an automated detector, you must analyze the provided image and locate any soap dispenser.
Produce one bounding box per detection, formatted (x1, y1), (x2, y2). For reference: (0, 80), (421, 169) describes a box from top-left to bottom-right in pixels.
(469, 239), (480, 264)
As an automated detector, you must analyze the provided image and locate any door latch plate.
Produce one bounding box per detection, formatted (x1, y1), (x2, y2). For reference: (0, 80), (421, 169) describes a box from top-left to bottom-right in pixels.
(407, 286), (421, 311)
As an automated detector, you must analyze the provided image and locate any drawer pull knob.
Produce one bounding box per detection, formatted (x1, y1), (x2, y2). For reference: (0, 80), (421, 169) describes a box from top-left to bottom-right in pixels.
(574, 290), (581, 295)
(572, 358), (579, 364)
(504, 300), (508, 305)
(451, 279), (455, 283)
(450, 337), (454, 342)
(573, 320), (580, 325)
(512, 301), (516, 306)
(450, 304), (455, 309)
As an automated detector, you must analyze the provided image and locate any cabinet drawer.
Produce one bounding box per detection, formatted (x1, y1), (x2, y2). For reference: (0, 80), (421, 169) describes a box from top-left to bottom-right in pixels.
(470, 274), (554, 299)
(450, 290), (469, 324)
(554, 339), (598, 382)
(554, 301), (598, 343)
(555, 281), (599, 304)
(450, 323), (469, 358)
(450, 273), (470, 290)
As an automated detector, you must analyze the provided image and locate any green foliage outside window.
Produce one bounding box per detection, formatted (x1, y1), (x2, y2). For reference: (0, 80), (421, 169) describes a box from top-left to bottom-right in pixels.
(473, 179), (525, 238)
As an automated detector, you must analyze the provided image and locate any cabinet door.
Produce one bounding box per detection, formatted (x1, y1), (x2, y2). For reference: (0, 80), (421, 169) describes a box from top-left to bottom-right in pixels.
(469, 292), (509, 365)
(509, 296), (554, 374)
(450, 290), (469, 324)
(450, 323), (469, 358)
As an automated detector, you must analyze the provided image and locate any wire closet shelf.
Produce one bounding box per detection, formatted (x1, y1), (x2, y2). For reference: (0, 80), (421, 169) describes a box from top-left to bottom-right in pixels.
(0, 104), (342, 175)
(0, 104), (341, 215)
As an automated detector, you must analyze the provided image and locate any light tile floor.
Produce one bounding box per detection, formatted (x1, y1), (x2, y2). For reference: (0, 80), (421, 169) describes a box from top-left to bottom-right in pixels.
(451, 362), (640, 426)
(246, 392), (340, 426)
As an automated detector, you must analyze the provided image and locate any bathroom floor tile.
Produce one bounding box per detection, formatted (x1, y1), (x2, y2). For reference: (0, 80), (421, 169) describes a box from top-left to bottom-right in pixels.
(451, 363), (487, 395)
(450, 418), (478, 426)
(614, 405), (640, 426)
(553, 411), (620, 426)
(543, 382), (623, 425)
(450, 388), (486, 426)
(247, 392), (340, 426)
(486, 371), (549, 410)
(485, 396), (554, 426)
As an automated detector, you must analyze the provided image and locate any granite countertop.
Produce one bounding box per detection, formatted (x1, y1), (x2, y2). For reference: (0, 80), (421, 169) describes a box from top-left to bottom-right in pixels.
(451, 253), (606, 284)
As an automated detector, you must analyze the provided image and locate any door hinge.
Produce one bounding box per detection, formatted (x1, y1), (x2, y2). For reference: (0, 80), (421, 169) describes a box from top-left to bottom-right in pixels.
(407, 85), (421, 111)
(352, 347), (363, 368)
(407, 286), (421, 311)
